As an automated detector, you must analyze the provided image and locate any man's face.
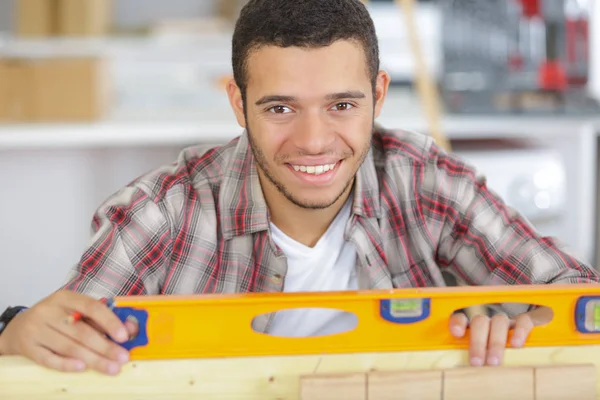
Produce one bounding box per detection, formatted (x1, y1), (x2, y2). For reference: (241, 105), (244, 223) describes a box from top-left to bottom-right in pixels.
(228, 40), (389, 210)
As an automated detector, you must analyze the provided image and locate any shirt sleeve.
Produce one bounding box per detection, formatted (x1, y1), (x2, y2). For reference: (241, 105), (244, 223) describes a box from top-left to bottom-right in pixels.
(423, 144), (600, 288)
(61, 186), (173, 299)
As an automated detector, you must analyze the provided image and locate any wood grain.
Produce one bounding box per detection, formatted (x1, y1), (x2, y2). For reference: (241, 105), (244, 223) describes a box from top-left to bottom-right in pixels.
(444, 366), (534, 400)
(2, 345), (600, 399)
(300, 373), (366, 400)
(368, 370), (442, 400)
(535, 364), (597, 400)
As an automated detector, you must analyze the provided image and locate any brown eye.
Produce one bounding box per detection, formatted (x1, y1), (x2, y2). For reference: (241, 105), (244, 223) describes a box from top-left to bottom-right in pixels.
(333, 102), (352, 111)
(269, 105), (290, 114)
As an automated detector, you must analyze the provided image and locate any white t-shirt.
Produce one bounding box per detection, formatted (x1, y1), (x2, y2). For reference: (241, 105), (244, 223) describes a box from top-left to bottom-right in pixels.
(267, 199), (359, 337)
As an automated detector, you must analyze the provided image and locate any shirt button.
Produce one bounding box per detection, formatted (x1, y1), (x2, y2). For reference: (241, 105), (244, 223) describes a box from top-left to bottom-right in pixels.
(272, 274), (283, 284)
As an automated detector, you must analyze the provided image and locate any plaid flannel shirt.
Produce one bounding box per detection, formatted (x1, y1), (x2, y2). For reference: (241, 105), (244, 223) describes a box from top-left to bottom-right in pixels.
(62, 127), (600, 332)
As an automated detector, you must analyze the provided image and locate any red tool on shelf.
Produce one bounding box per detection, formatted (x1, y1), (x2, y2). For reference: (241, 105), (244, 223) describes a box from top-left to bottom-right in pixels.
(565, 0), (589, 86)
(539, 20), (568, 92)
(538, 0), (568, 92)
(520, 0), (540, 18)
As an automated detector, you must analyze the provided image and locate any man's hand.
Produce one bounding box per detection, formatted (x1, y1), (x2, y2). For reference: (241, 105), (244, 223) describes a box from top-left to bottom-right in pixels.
(0, 290), (137, 375)
(449, 306), (553, 366)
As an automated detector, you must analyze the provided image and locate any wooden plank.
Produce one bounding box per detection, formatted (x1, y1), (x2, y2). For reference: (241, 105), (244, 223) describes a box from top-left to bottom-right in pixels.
(443, 366), (534, 400)
(367, 370), (442, 400)
(57, 0), (111, 36)
(396, 0), (451, 152)
(15, 0), (58, 37)
(299, 373), (366, 400)
(535, 364), (597, 400)
(2, 345), (600, 399)
(0, 59), (35, 122)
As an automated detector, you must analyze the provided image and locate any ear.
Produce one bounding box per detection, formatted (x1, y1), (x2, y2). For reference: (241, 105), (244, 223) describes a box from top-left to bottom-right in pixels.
(226, 78), (247, 128)
(373, 70), (390, 119)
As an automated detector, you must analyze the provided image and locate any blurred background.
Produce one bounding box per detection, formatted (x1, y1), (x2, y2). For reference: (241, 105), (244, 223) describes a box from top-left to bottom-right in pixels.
(0, 0), (599, 309)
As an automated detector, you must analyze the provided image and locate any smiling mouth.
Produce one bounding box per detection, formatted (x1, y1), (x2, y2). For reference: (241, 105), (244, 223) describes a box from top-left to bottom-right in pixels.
(288, 162), (340, 175)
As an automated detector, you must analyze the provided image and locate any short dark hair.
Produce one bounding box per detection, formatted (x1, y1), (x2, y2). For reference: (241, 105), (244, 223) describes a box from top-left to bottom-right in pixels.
(231, 0), (380, 102)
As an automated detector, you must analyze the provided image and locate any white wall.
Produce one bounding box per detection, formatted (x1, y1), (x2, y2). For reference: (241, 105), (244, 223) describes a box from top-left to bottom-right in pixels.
(0, 145), (188, 310)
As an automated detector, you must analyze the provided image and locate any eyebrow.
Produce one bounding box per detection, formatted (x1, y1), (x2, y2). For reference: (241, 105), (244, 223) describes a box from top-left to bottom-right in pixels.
(254, 91), (366, 106)
(325, 91), (366, 101)
(255, 95), (295, 106)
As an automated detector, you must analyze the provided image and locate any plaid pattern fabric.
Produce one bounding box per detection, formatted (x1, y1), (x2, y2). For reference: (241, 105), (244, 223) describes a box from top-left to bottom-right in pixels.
(62, 127), (599, 331)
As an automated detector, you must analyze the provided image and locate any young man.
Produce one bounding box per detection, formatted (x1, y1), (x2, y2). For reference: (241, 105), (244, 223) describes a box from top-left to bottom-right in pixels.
(0, 0), (598, 376)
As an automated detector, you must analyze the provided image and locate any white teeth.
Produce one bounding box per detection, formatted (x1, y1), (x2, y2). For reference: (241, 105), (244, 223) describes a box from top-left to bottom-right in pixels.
(291, 163), (337, 175)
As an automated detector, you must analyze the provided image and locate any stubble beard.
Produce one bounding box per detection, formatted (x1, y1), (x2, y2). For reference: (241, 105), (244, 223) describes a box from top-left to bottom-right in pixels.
(246, 124), (372, 210)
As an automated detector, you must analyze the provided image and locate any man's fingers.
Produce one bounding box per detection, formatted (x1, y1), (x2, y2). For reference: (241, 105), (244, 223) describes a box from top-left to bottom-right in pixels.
(41, 325), (123, 375)
(485, 314), (511, 366)
(468, 314), (490, 366)
(55, 291), (128, 343)
(26, 344), (86, 373)
(52, 317), (130, 364)
(510, 313), (535, 348)
(449, 312), (469, 338)
(35, 301), (129, 365)
(87, 314), (138, 341)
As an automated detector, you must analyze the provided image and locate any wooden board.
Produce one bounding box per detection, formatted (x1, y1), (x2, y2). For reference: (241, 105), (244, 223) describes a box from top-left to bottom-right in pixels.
(15, 0), (58, 37)
(535, 364), (597, 400)
(300, 373), (366, 400)
(443, 366), (534, 400)
(367, 370), (442, 400)
(57, 0), (111, 36)
(2, 345), (600, 399)
(304, 365), (595, 400)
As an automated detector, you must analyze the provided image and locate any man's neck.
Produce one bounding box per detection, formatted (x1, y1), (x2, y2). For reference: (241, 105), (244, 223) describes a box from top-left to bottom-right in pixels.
(261, 178), (353, 248)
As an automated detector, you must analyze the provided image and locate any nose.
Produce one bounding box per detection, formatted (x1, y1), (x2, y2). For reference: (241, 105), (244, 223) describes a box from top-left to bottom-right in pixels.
(292, 110), (336, 154)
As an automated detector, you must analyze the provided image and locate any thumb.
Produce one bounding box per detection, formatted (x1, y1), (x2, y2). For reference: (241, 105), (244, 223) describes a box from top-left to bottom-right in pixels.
(124, 316), (139, 340)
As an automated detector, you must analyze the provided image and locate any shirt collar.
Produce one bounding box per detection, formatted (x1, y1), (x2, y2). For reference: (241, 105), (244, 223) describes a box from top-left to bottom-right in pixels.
(219, 132), (270, 240)
(219, 131), (382, 240)
(351, 145), (382, 219)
